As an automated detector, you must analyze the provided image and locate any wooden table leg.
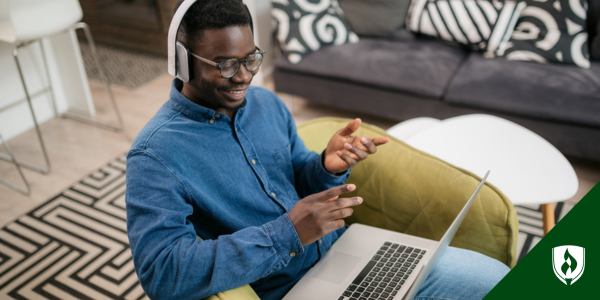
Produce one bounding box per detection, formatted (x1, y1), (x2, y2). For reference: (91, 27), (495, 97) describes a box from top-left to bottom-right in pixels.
(542, 203), (555, 236)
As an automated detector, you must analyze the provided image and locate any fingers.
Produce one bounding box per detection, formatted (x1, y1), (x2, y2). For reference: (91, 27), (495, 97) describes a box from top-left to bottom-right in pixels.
(325, 197), (363, 212)
(329, 219), (346, 230)
(330, 207), (353, 217)
(359, 137), (377, 154)
(314, 184), (356, 203)
(337, 118), (361, 137)
(371, 136), (390, 146)
(323, 219), (347, 233)
(336, 150), (358, 168)
(344, 143), (368, 160)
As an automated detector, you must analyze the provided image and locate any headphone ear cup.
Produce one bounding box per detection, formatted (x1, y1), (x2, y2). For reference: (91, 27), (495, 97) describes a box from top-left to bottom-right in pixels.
(176, 42), (193, 82)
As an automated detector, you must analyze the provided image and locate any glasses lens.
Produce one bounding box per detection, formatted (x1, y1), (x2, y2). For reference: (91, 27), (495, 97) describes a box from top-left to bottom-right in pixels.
(221, 60), (240, 78)
(245, 53), (263, 72)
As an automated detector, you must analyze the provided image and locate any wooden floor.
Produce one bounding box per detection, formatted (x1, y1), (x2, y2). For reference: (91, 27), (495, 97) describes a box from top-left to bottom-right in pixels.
(1, 74), (599, 227)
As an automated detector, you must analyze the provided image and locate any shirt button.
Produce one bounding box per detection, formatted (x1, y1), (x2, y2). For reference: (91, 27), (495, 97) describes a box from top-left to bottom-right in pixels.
(271, 192), (276, 197)
(209, 119), (214, 124)
(319, 239), (323, 244)
(214, 114), (220, 119)
(290, 252), (296, 257)
(252, 159), (256, 164)
(235, 128), (238, 131)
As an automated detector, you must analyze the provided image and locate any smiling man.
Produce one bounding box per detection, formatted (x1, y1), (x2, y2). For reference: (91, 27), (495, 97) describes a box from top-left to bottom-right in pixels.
(126, 1), (388, 299)
(125, 1), (509, 300)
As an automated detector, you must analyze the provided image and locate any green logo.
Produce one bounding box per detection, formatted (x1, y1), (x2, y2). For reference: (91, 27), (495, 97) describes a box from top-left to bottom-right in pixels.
(483, 182), (600, 299)
(553, 246), (585, 285)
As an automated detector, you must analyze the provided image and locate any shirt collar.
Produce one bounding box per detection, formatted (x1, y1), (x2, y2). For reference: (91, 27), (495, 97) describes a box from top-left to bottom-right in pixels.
(167, 78), (247, 123)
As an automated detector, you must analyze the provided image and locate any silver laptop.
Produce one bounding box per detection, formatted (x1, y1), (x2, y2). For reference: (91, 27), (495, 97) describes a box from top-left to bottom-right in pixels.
(283, 171), (490, 300)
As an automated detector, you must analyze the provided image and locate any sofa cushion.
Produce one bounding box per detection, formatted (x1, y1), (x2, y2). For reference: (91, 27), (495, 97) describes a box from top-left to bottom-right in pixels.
(275, 38), (468, 99)
(338, 0), (414, 40)
(445, 53), (600, 127)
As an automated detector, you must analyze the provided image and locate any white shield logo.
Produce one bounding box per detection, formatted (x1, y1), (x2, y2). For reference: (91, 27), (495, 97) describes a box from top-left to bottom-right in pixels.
(552, 245), (585, 285)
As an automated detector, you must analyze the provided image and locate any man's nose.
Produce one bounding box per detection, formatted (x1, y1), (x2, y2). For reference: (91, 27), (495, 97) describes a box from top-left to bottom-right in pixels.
(231, 64), (253, 83)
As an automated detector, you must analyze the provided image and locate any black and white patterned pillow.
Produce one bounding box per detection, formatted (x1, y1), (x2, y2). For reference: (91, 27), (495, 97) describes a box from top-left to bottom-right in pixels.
(593, 18), (600, 60)
(406, 0), (526, 56)
(271, 0), (359, 64)
(502, 0), (590, 68)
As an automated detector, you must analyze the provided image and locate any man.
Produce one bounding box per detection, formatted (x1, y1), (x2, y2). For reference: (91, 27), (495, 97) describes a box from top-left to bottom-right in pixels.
(126, 1), (509, 300)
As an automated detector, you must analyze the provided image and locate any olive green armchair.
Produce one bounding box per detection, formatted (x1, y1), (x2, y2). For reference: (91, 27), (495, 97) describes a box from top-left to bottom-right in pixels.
(203, 117), (519, 300)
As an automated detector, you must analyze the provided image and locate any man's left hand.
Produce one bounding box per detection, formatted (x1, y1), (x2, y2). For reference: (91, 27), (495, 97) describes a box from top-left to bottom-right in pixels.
(324, 118), (390, 174)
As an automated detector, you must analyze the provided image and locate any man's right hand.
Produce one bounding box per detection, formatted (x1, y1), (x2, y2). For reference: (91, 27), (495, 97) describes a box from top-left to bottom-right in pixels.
(288, 184), (362, 246)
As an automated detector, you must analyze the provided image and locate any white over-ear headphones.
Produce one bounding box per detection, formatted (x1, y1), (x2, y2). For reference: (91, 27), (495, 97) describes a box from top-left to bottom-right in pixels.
(167, 0), (254, 83)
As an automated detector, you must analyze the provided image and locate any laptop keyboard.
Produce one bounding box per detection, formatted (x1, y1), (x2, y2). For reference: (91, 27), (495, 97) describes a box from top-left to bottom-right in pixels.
(338, 241), (426, 300)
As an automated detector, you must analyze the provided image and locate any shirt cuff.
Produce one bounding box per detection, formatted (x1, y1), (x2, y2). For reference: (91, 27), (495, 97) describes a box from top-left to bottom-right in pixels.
(264, 213), (305, 264)
(317, 150), (351, 183)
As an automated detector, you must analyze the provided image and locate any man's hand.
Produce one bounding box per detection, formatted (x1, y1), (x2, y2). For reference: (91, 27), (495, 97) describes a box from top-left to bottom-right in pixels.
(288, 184), (362, 246)
(324, 118), (390, 174)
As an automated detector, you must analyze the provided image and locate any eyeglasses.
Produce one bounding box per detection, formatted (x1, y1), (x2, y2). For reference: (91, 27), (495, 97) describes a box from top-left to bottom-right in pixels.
(190, 47), (266, 79)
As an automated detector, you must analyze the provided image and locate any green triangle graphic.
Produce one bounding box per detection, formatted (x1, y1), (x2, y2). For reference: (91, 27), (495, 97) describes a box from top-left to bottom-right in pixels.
(484, 181), (600, 298)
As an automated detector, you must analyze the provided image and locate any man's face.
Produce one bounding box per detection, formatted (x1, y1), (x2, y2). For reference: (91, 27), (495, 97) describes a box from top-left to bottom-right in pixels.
(182, 25), (258, 114)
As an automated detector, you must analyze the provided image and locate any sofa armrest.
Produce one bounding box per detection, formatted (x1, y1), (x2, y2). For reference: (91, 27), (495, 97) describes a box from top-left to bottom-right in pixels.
(201, 285), (261, 300)
(297, 117), (519, 268)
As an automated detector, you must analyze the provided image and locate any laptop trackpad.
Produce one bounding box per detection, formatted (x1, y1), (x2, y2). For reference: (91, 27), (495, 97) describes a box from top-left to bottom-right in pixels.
(311, 252), (362, 285)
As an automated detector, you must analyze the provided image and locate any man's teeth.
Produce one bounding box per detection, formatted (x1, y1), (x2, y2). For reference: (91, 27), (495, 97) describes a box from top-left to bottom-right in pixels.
(228, 90), (243, 94)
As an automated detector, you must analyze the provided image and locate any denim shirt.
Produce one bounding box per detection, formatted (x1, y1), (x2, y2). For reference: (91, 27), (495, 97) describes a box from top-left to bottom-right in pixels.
(126, 79), (350, 300)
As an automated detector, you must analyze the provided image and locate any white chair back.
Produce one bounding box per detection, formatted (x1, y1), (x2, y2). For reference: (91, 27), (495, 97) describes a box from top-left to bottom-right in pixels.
(2, 0), (83, 43)
(0, 0), (17, 43)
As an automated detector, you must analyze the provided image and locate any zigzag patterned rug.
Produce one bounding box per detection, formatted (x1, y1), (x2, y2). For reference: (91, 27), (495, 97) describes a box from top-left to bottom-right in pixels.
(0, 155), (575, 299)
(0, 154), (147, 300)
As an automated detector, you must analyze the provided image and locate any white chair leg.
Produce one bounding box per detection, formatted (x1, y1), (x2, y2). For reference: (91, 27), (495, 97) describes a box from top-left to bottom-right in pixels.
(1, 44), (52, 174)
(0, 133), (31, 195)
(38, 40), (60, 118)
(53, 22), (125, 133)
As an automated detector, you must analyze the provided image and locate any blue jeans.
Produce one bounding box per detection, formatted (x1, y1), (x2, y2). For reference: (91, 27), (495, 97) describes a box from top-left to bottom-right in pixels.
(415, 247), (510, 300)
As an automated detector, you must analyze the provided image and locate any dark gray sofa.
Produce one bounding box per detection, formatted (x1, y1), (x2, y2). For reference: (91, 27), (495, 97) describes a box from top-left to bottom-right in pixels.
(274, 3), (600, 162)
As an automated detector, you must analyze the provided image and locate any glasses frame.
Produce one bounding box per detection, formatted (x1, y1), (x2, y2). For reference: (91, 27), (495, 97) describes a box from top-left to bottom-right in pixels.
(190, 46), (266, 79)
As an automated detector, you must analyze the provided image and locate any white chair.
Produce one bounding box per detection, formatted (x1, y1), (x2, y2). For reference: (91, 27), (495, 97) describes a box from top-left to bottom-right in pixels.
(0, 0), (124, 174)
(0, 131), (29, 195)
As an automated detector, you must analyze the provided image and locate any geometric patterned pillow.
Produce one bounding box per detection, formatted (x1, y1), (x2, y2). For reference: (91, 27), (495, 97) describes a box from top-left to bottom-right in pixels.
(271, 0), (359, 64)
(406, 0), (526, 56)
(501, 0), (590, 68)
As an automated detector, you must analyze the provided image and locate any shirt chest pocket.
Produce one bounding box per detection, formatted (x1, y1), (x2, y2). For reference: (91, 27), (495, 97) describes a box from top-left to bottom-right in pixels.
(272, 144), (297, 199)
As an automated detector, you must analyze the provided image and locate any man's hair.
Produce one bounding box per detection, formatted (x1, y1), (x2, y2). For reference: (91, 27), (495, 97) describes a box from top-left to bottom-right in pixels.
(174, 0), (251, 44)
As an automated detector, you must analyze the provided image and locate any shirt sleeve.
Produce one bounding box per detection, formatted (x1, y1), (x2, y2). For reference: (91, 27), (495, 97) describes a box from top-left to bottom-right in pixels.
(126, 150), (304, 300)
(284, 110), (351, 198)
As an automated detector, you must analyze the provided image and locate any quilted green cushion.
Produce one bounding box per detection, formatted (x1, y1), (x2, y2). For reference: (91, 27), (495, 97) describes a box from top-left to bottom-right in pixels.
(297, 117), (518, 268)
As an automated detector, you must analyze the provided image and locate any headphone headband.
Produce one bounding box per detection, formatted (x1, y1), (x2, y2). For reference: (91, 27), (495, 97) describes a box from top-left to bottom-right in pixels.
(167, 0), (255, 79)
(168, 0), (198, 77)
